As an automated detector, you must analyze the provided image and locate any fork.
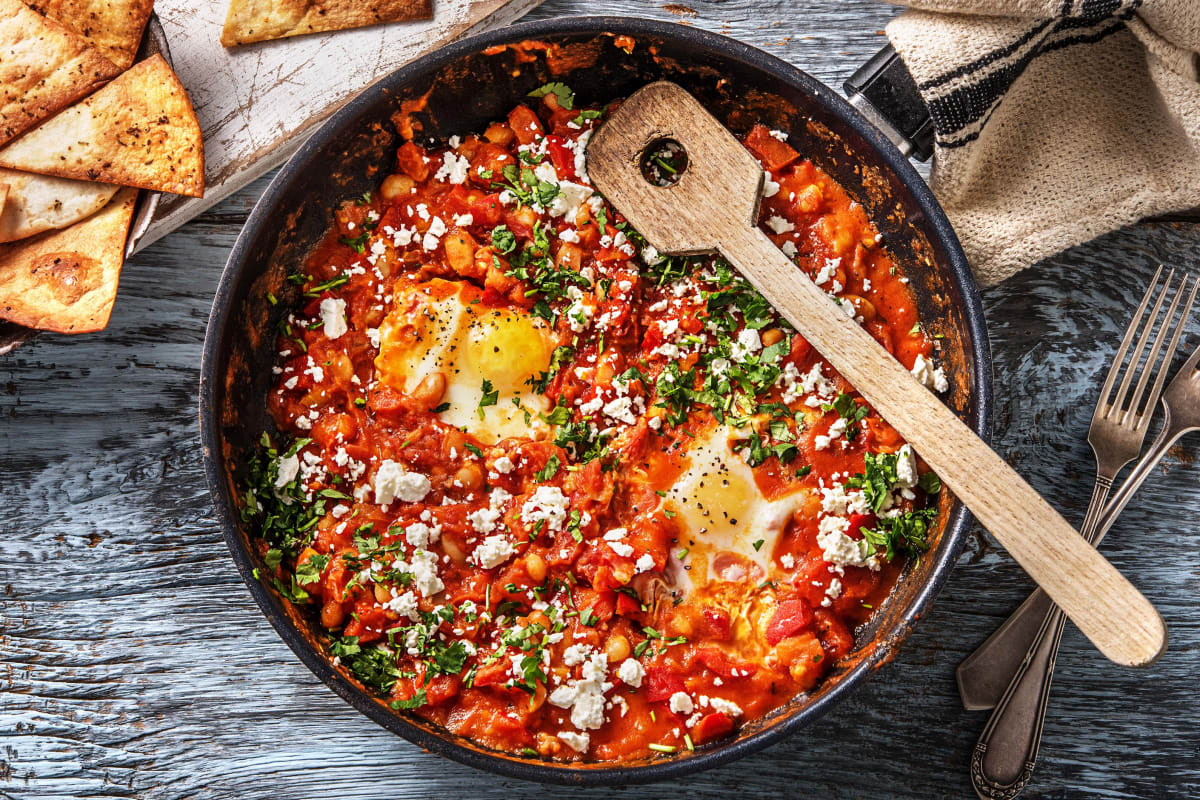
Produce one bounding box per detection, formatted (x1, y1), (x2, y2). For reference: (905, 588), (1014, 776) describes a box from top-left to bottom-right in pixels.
(969, 267), (1198, 800)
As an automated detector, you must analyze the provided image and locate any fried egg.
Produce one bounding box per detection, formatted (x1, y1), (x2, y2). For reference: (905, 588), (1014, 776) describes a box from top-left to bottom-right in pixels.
(661, 423), (809, 594)
(376, 279), (557, 443)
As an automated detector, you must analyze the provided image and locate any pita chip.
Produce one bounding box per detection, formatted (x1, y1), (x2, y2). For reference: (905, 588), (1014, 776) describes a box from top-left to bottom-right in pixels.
(25, 0), (156, 71)
(0, 185), (136, 332)
(0, 167), (119, 243)
(0, 0), (121, 148)
(0, 55), (205, 197)
(221, 0), (433, 47)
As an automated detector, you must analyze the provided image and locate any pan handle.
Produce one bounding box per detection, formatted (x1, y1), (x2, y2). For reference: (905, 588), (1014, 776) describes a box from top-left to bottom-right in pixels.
(843, 44), (934, 162)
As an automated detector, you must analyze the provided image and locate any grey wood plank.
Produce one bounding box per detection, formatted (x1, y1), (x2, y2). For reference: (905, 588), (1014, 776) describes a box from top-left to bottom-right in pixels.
(2, 2), (1199, 799)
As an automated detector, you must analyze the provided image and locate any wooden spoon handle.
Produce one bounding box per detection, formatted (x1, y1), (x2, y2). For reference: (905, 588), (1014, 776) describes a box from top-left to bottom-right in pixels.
(723, 226), (1167, 667)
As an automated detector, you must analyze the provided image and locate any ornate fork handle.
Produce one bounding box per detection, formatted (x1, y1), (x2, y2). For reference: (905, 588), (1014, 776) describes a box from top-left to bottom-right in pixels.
(958, 414), (1186, 712)
(970, 478), (1112, 799)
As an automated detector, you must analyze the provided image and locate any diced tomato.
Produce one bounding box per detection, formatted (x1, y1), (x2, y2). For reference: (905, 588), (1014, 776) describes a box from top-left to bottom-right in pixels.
(545, 135), (577, 180)
(342, 600), (387, 644)
(701, 608), (732, 640)
(645, 666), (686, 703)
(615, 592), (641, 617)
(425, 673), (462, 706)
(469, 192), (505, 226)
(743, 124), (799, 171)
(692, 712), (735, 744)
(765, 597), (814, 646)
(507, 104), (544, 145)
(846, 513), (874, 539)
(471, 658), (511, 688)
(693, 647), (757, 680)
(396, 142), (431, 181)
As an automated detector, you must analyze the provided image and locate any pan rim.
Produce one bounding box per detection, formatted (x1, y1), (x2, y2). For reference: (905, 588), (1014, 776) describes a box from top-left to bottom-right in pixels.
(200, 15), (993, 786)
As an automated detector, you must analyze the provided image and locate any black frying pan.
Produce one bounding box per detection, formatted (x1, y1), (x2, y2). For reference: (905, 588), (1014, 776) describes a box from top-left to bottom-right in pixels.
(199, 16), (992, 785)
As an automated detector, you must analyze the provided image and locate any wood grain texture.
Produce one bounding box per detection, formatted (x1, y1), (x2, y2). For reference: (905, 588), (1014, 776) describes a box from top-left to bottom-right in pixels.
(2, 2), (1199, 798)
(134, 0), (544, 251)
(587, 79), (1165, 668)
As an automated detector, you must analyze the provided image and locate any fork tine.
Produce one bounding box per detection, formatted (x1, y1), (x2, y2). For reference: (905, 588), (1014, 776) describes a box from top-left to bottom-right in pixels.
(1098, 265), (1164, 410)
(1127, 273), (1197, 425)
(1109, 268), (1175, 416)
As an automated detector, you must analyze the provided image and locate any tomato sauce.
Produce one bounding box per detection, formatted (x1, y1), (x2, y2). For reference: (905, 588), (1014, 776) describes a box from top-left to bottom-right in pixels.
(244, 84), (948, 763)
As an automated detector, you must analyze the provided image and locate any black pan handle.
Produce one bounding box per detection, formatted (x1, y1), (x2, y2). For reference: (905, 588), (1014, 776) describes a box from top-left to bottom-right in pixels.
(843, 44), (934, 162)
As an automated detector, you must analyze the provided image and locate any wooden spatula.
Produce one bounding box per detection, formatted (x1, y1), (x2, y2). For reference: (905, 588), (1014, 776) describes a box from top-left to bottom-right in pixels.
(586, 81), (1166, 667)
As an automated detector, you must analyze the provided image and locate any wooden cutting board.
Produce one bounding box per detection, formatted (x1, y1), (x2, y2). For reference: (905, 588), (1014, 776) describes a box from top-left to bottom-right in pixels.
(134, 0), (541, 252)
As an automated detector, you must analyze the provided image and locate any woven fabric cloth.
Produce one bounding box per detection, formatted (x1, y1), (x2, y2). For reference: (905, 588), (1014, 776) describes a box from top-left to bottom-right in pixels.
(885, 0), (1200, 286)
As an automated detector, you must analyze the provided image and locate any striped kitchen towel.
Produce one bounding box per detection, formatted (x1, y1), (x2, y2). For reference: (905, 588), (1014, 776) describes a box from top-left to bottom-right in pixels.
(886, 0), (1200, 285)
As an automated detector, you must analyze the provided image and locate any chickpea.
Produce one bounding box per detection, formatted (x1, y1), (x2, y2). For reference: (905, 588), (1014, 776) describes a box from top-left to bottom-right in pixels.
(512, 205), (538, 231)
(444, 428), (467, 456)
(796, 183), (823, 213)
(410, 372), (447, 409)
(442, 536), (467, 565)
(527, 611), (551, 631)
(527, 681), (548, 712)
(666, 608), (695, 638)
(454, 462), (484, 491)
(320, 600), (345, 629)
(329, 352), (355, 383)
(373, 583), (393, 604)
(841, 294), (877, 323)
(380, 173), (415, 202)
(525, 552), (547, 583)
(761, 327), (784, 347)
(484, 122), (515, 147)
(605, 633), (631, 663)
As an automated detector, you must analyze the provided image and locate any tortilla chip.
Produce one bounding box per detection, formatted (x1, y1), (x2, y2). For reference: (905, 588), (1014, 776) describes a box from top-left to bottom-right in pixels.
(0, 0), (120, 148)
(220, 0), (433, 47)
(0, 55), (205, 198)
(0, 185), (136, 332)
(25, 0), (155, 71)
(0, 167), (119, 243)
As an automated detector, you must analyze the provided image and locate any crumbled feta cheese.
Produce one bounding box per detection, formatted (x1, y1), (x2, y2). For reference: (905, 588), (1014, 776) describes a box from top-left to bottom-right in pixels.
(604, 536), (633, 557)
(422, 216), (447, 251)
(274, 454), (299, 488)
(385, 591), (420, 621)
(558, 731), (590, 753)
(766, 215), (795, 234)
(468, 506), (502, 535)
(473, 535), (516, 569)
(618, 658), (645, 688)
(707, 696), (743, 717)
(635, 553), (655, 573)
(817, 516), (880, 570)
(435, 151), (470, 184)
(319, 297), (348, 339)
(520, 486), (570, 531)
(911, 354), (949, 393)
(409, 549), (445, 596)
(373, 459), (431, 506)
(548, 651), (611, 731)
(763, 177), (780, 197)
(493, 455), (515, 474)
(669, 691), (694, 715)
(895, 444), (919, 489)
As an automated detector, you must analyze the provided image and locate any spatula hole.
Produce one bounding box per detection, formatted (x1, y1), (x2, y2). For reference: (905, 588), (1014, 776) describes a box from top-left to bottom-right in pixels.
(640, 138), (688, 186)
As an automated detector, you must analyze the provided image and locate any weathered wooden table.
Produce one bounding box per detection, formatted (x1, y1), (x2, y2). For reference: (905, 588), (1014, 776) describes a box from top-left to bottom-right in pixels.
(2, 2), (1197, 798)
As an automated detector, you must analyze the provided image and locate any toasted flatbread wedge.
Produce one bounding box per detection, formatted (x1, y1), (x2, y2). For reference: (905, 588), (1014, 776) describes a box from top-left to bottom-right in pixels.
(0, 186), (136, 332)
(0, 55), (204, 198)
(0, 0), (120, 148)
(221, 0), (433, 47)
(25, 0), (155, 71)
(0, 167), (119, 243)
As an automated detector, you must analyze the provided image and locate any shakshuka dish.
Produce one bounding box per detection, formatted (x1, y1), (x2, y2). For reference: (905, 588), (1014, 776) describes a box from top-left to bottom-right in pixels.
(241, 82), (949, 762)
